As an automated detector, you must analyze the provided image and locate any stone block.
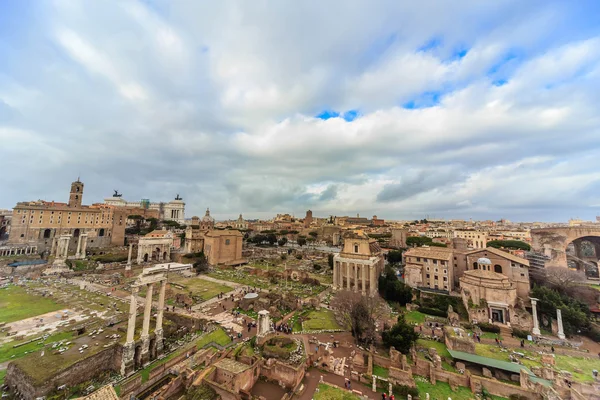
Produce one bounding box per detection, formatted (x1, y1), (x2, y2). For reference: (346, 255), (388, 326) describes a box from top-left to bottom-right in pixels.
(482, 368), (493, 378)
(456, 362), (466, 372)
(541, 353), (555, 365)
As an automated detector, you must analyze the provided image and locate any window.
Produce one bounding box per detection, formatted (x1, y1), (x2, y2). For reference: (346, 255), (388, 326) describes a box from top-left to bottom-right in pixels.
(417, 257), (421, 262)
(433, 260), (437, 265)
(434, 275), (438, 280)
(225, 239), (230, 245)
(520, 273), (525, 277)
(443, 277), (447, 281)
(423, 258), (428, 262)
(435, 268), (438, 272)
(494, 265), (502, 274)
(354, 243), (359, 253)
(444, 269), (447, 274)
(426, 274), (430, 278)
(426, 267), (430, 271)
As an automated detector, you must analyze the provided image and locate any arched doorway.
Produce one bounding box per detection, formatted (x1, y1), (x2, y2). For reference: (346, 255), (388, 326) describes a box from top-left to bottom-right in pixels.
(494, 265), (502, 274)
(143, 253), (149, 262)
(163, 251), (167, 260)
(98, 228), (105, 237)
(43, 229), (51, 239)
(73, 228), (80, 237)
(152, 247), (161, 261)
(567, 236), (600, 278)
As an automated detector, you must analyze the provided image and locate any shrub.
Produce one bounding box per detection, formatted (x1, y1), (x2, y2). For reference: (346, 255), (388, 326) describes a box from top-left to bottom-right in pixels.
(417, 307), (447, 318)
(586, 327), (600, 342)
(509, 395), (529, 400)
(511, 328), (530, 339)
(394, 384), (419, 398)
(477, 322), (500, 333)
(295, 254), (302, 259)
(313, 264), (322, 271)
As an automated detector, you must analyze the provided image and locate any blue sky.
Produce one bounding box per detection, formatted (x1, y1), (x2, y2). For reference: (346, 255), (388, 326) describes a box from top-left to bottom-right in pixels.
(1, 0), (600, 222)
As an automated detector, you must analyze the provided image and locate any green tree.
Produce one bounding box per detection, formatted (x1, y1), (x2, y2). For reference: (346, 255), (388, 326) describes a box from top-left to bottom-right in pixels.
(278, 237), (288, 246)
(266, 233), (277, 246)
(193, 252), (209, 274)
(309, 231), (318, 238)
(387, 250), (403, 264)
(381, 316), (419, 353)
(531, 285), (591, 336)
(378, 266), (412, 305)
(406, 236), (433, 247)
(487, 240), (531, 251)
(297, 237), (307, 247)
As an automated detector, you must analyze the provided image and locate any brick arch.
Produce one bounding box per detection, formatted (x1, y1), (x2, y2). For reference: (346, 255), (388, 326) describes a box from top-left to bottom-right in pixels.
(532, 227), (600, 269)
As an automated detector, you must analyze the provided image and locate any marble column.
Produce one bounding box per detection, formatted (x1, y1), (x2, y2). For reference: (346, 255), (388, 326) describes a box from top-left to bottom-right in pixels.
(126, 243), (133, 271)
(346, 263), (350, 289)
(369, 264), (376, 296)
(557, 309), (565, 340)
(81, 233), (87, 258)
(361, 264), (366, 295)
(353, 264), (358, 292)
(140, 283), (154, 364)
(121, 285), (138, 376)
(75, 235), (83, 258)
(155, 280), (166, 355)
(530, 298), (541, 335)
(333, 262), (338, 290)
(62, 237), (69, 258)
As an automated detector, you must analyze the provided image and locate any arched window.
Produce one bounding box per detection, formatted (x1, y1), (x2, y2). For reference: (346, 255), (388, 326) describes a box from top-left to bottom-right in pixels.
(473, 262), (478, 269)
(43, 229), (51, 239)
(494, 265), (502, 274)
(98, 228), (105, 237)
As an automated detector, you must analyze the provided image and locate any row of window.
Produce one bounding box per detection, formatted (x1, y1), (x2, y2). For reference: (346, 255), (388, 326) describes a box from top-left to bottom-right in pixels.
(414, 257), (447, 265)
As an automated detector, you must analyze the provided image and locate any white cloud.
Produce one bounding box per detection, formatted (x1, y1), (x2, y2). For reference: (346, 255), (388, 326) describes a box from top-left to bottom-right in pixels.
(0, 0), (599, 222)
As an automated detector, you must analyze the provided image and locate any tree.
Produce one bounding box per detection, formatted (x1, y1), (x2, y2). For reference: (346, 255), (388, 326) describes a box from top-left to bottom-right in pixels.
(331, 290), (386, 345)
(531, 285), (591, 336)
(266, 233), (277, 246)
(406, 236), (433, 247)
(193, 252), (209, 274)
(280, 229), (289, 235)
(537, 267), (586, 289)
(309, 231), (318, 238)
(278, 237), (288, 246)
(297, 237), (307, 247)
(387, 250), (403, 264)
(328, 253), (334, 269)
(381, 316), (419, 353)
(378, 266), (413, 305)
(487, 240), (531, 251)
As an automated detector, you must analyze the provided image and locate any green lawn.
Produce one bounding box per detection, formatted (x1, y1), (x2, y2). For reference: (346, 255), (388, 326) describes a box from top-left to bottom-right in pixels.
(196, 328), (232, 349)
(169, 275), (234, 302)
(415, 378), (507, 400)
(313, 383), (361, 400)
(0, 331), (75, 364)
(0, 369), (6, 386)
(302, 309), (343, 331)
(405, 310), (426, 325)
(555, 354), (600, 383)
(372, 364), (389, 378)
(417, 339), (451, 359)
(0, 285), (66, 323)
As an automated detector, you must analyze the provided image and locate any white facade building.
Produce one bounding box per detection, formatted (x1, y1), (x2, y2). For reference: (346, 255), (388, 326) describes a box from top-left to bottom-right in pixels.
(104, 195), (185, 224)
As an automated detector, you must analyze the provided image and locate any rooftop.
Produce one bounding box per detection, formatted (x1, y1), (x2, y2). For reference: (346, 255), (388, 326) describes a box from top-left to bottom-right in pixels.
(404, 246), (453, 260)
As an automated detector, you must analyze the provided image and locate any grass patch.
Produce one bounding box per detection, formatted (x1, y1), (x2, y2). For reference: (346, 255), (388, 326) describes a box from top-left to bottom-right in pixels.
(415, 377), (507, 400)
(302, 309), (342, 331)
(313, 383), (361, 400)
(417, 339), (451, 359)
(474, 344), (542, 370)
(372, 364), (389, 378)
(234, 308), (258, 320)
(555, 354), (600, 383)
(405, 310), (426, 325)
(0, 369), (6, 386)
(196, 328), (232, 349)
(0, 285), (66, 323)
(168, 275), (234, 303)
(0, 331), (75, 364)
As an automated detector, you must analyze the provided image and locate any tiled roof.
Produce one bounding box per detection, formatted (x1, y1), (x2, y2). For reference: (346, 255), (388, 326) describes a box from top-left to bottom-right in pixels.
(467, 247), (530, 267)
(404, 247), (453, 260)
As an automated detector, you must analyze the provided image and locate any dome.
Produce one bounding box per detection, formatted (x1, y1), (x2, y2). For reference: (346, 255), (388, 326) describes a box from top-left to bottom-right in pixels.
(477, 257), (492, 265)
(202, 208), (215, 222)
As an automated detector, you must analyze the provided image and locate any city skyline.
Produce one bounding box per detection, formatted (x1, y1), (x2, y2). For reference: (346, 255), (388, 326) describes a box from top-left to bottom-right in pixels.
(1, 1), (600, 221)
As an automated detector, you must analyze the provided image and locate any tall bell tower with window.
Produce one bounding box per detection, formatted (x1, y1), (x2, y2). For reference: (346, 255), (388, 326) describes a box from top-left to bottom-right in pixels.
(68, 179), (84, 207)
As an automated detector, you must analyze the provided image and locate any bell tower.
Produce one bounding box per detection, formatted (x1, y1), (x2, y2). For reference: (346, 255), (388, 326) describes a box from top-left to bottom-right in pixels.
(69, 179), (84, 207)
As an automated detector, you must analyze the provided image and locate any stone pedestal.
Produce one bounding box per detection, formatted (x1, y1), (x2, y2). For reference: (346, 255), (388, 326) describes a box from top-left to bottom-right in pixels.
(557, 309), (565, 340)
(121, 341), (136, 376)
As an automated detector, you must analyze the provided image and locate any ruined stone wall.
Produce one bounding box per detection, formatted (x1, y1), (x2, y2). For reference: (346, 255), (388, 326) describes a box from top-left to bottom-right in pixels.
(471, 375), (542, 400)
(260, 360), (305, 389)
(164, 312), (207, 332)
(5, 345), (119, 400)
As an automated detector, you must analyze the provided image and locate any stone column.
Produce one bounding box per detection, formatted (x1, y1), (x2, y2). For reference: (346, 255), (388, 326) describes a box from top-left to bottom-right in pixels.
(80, 234), (88, 258)
(121, 286), (138, 376)
(126, 243), (133, 270)
(63, 237), (69, 258)
(258, 310), (271, 336)
(353, 264), (358, 292)
(372, 375), (377, 392)
(333, 262), (338, 290)
(140, 283), (154, 364)
(361, 264), (366, 295)
(346, 263), (350, 289)
(557, 309), (565, 340)
(369, 265), (376, 296)
(155, 280), (166, 355)
(75, 235), (83, 258)
(530, 298), (541, 335)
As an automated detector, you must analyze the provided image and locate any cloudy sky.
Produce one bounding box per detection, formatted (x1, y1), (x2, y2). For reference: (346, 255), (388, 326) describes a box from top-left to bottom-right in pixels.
(1, 1), (600, 222)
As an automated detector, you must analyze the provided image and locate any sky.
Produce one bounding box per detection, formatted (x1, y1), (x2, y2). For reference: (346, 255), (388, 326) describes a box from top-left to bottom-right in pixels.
(1, 1), (600, 222)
